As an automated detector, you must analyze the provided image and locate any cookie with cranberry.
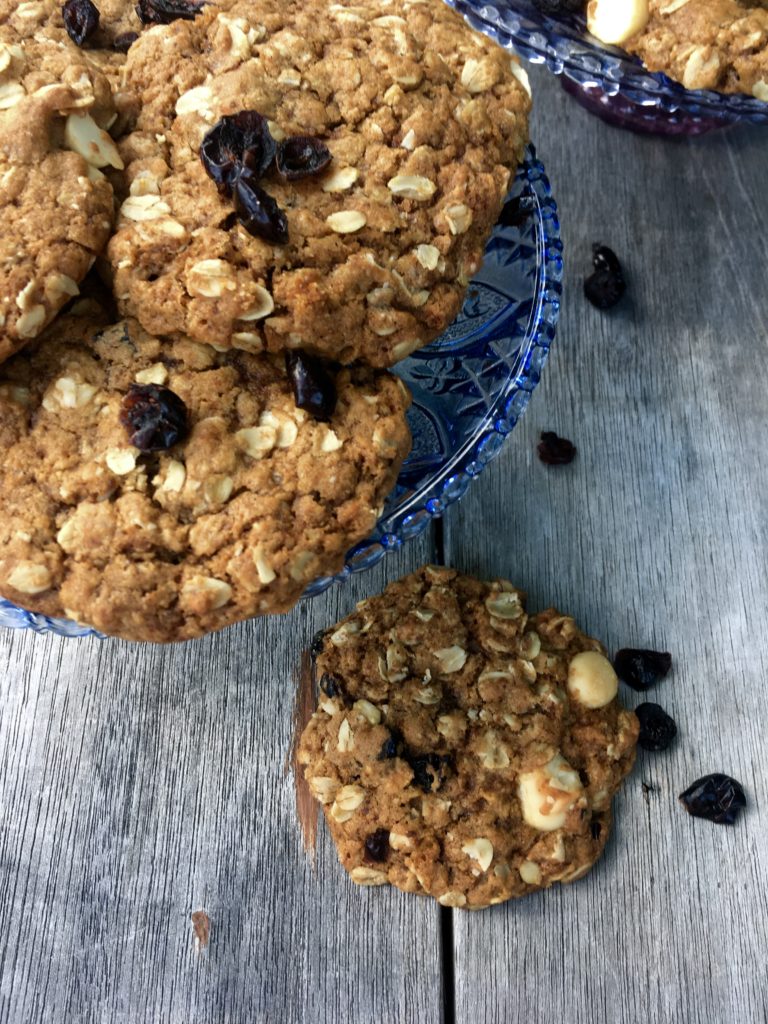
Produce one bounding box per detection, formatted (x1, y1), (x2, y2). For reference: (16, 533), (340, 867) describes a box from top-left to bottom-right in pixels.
(298, 567), (638, 909)
(107, 0), (531, 367)
(0, 315), (410, 641)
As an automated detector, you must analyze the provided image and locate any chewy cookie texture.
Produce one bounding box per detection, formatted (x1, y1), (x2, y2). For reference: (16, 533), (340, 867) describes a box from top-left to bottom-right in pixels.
(299, 567), (639, 909)
(588, 0), (768, 97)
(0, 314), (411, 641)
(108, 0), (531, 366)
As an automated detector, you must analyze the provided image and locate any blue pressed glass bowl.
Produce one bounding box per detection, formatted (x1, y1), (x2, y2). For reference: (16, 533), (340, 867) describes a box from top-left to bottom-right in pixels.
(0, 145), (562, 638)
(448, 0), (768, 135)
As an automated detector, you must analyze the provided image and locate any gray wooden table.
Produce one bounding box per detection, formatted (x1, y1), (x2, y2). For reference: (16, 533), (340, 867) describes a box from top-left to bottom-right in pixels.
(1, 67), (767, 1024)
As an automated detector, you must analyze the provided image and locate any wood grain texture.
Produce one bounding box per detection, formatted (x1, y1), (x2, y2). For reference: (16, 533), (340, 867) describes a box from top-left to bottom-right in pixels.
(0, 541), (444, 1024)
(447, 68), (768, 1024)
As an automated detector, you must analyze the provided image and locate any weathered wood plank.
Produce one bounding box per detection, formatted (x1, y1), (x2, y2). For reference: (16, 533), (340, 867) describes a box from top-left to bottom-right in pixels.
(447, 67), (768, 1024)
(0, 539), (444, 1024)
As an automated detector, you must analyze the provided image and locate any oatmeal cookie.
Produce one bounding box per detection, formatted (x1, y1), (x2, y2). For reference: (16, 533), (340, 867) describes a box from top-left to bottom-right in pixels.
(298, 566), (639, 909)
(589, 0), (768, 96)
(0, 315), (411, 641)
(0, 29), (118, 362)
(107, 0), (531, 366)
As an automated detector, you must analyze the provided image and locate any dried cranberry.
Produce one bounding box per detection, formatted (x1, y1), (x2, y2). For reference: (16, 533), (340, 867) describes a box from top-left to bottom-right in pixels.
(378, 728), (403, 760)
(285, 351), (337, 422)
(119, 384), (188, 452)
(275, 136), (331, 181)
(584, 244), (626, 309)
(62, 0), (100, 46)
(112, 30), (138, 51)
(679, 774), (746, 825)
(635, 702), (677, 751)
(318, 673), (344, 699)
(310, 629), (328, 658)
(590, 819), (602, 840)
(200, 112), (276, 197)
(537, 431), (576, 465)
(614, 649), (672, 691)
(135, 0), (203, 24)
(406, 752), (452, 793)
(363, 829), (390, 863)
(233, 168), (288, 244)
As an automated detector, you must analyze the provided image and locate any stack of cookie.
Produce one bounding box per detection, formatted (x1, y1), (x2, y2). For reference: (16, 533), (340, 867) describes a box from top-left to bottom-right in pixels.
(0, 0), (531, 641)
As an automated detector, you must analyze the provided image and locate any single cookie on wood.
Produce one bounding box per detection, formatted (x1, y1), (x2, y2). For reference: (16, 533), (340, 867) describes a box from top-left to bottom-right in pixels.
(0, 314), (411, 641)
(298, 566), (639, 909)
(107, 0), (531, 366)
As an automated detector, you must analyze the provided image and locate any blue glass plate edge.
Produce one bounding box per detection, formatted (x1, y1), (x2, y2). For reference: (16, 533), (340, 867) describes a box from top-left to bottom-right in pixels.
(0, 145), (561, 639)
(448, 0), (768, 126)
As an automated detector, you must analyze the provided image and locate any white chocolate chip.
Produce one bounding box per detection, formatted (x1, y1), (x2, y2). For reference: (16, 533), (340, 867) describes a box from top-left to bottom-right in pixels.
(462, 837), (493, 872)
(15, 305), (46, 338)
(42, 376), (97, 410)
(64, 113), (124, 170)
(567, 651), (618, 709)
(350, 867), (388, 886)
(433, 645), (467, 674)
(105, 448), (137, 475)
(400, 128), (416, 151)
(353, 699), (381, 725)
(437, 891), (467, 908)
(326, 210), (367, 233)
(337, 717), (354, 752)
(187, 259), (236, 298)
(387, 174), (436, 201)
(6, 561), (51, 594)
(752, 80), (768, 102)
(321, 167), (359, 193)
(135, 363), (168, 386)
(519, 860), (542, 885)
(415, 244), (440, 270)
(444, 203), (473, 236)
(318, 427), (343, 453)
(518, 753), (584, 832)
(309, 776), (339, 803)
(587, 0), (650, 45)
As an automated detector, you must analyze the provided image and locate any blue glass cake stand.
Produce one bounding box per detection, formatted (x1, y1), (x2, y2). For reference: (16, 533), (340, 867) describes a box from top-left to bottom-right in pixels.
(448, 0), (768, 135)
(0, 145), (562, 637)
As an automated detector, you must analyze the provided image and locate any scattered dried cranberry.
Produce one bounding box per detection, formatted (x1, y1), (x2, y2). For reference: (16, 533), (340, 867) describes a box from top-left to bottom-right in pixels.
(310, 629), (328, 658)
(363, 829), (390, 863)
(537, 431), (576, 465)
(112, 30), (138, 51)
(378, 729), (402, 760)
(275, 136), (332, 181)
(62, 0), (100, 46)
(200, 112), (276, 196)
(614, 649), (672, 691)
(318, 672), (344, 699)
(584, 244), (626, 309)
(119, 383), (188, 452)
(679, 774), (746, 825)
(233, 168), (288, 244)
(135, 0), (204, 24)
(635, 702), (677, 751)
(285, 351), (337, 422)
(407, 752), (452, 793)
(590, 819), (602, 840)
